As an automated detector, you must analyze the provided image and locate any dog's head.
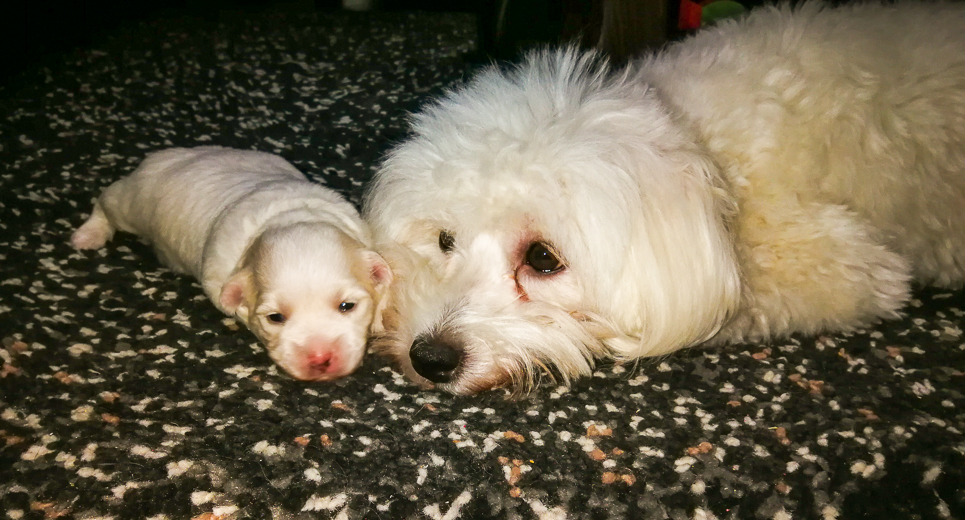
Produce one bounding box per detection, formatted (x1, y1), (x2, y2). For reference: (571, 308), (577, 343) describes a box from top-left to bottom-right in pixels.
(365, 48), (740, 395)
(219, 222), (392, 381)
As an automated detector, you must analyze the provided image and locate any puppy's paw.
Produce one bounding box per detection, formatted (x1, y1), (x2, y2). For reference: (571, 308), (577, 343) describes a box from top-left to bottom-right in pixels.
(71, 212), (114, 250)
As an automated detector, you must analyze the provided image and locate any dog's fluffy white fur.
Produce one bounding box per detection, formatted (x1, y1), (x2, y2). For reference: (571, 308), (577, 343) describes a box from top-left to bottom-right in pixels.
(364, 2), (965, 395)
(73, 146), (391, 381)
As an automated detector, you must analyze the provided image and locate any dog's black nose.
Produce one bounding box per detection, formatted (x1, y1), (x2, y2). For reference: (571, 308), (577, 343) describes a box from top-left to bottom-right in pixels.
(410, 335), (463, 383)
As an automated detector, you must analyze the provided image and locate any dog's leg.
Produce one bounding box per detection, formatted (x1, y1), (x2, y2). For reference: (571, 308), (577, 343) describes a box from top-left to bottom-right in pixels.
(71, 202), (115, 250)
(713, 200), (912, 344)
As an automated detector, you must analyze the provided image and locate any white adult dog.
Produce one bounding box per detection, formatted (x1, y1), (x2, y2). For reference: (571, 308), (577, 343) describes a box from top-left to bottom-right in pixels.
(73, 146), (391, 381)
(365, 1), (965, 395)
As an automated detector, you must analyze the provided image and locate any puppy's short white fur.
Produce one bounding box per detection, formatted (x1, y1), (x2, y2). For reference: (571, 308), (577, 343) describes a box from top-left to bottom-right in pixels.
(73, 146), (391, 381)
(365, 2), (965, 395)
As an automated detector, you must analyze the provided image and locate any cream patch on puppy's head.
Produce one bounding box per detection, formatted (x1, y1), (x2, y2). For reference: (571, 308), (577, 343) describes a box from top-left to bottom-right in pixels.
(219, 222), (391, 381)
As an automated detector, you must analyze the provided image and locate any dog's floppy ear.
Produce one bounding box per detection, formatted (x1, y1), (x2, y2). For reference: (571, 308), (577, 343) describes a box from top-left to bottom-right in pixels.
(219, 267), (255, 323)
(361, 250), (393, 333)
(608, 148), (741, 358)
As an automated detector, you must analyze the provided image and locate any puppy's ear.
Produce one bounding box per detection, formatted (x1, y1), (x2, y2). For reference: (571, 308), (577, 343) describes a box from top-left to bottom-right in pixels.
(219, 267), (255, 323)
(365, 251), (393, 290)
(361, 250), (393, 333)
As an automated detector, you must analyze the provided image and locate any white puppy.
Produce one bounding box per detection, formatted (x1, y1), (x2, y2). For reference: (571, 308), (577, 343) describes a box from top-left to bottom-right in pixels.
(364, 2), (965, 395)
(73, 146), (391, 381)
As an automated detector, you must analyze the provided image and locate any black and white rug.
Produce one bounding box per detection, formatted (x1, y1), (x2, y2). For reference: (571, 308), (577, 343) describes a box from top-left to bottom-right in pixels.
(1, 7), (963, 519)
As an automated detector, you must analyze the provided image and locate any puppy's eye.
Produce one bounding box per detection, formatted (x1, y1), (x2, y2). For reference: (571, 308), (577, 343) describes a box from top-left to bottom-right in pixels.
(338, 302), (356, 313)
(438, 230), (455, 253)
(267, 313), (287, 324)
(525, 242), (564, 274)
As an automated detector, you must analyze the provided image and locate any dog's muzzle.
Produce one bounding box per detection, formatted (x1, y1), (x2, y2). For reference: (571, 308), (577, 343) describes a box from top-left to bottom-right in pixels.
(409, 333), (463, 383)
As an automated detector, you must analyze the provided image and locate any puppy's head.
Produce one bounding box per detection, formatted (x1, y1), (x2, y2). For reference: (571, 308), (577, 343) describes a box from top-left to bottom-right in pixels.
(219, 222), (391, 381)
(365, 48), (740, 395)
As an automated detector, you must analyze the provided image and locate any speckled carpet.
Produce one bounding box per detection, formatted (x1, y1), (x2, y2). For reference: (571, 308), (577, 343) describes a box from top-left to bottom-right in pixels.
(1, 7), (963, 520)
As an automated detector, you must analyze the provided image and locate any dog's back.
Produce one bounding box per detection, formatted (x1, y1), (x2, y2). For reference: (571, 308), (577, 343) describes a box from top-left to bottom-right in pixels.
(643, 1), (965, 285)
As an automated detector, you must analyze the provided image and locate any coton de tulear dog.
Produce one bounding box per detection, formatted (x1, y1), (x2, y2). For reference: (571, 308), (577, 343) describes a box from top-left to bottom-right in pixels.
(73, 146), (391, 381)
(365, 2), (965, 395)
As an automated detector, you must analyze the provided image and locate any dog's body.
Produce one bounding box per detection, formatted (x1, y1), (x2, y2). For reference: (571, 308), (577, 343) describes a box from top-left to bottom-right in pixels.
(73, 146), (391, 381)
(364, 2), (965, 394)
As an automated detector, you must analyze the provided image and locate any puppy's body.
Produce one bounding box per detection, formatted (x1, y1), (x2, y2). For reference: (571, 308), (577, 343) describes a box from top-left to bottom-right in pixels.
(365, 2), (965, 394)
(73, 146), (390, 381)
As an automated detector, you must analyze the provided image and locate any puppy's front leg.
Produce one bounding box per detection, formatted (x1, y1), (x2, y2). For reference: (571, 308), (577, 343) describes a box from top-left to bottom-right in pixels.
(71, 202), (116, 250)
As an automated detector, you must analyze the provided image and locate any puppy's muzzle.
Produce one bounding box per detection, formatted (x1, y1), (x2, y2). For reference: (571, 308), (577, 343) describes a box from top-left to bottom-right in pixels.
(410, 333), (463, 383)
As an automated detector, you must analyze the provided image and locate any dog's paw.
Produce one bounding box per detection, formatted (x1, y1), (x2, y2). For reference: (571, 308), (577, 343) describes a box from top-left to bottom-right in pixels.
(725, 202), (912, 342)
(71, 216), (113, 250)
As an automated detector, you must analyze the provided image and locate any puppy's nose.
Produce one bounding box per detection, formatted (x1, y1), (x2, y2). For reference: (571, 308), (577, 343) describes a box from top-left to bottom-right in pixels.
(307, 351), (333, 372)
(410, 334), (463, 383)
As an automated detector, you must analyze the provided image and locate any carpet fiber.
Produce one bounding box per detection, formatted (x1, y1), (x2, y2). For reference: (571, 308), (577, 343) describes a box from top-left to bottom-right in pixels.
(1, 7), (963, 520)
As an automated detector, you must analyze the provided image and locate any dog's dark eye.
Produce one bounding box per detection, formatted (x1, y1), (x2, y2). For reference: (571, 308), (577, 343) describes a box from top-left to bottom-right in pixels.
(526, 242), (564, 274)
(338, 302), (356, 313)
(267, 313), (286, 324)
(439, 230), (455, 253)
